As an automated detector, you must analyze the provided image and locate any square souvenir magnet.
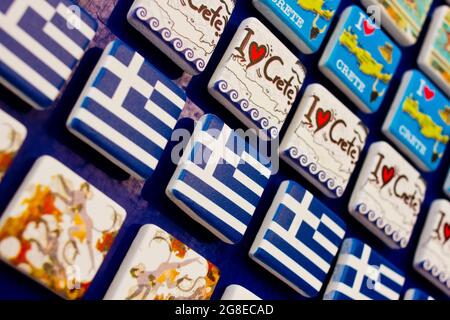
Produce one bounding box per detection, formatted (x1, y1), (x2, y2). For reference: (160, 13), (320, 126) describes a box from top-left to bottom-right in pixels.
(280, 83), (369, 198)
(0, 0), (97, 109)
(348, 141), (427, 249)
(249, 181), (346, 298)
(0, 109), (27, 182)
(127, 0), (236, 75)
(319, 5), (401, 113)
(324, 238), (405, 300)
(252, 0), (341, 54)
(0, 156), (126, 299)
(67, 39), (186, 180)
(382, 70), (450, 172)
(166, 114), (272, 244)
(104, 224), (220, 300)
(361, 0), (433, 46)
(418, 5), (450, 97)
(413, 199), (450, 297)
(208, 17), (306, 140)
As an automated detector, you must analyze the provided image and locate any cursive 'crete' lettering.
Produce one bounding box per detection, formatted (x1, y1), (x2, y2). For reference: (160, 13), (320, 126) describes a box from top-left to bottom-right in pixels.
(184, 0), (228, 36)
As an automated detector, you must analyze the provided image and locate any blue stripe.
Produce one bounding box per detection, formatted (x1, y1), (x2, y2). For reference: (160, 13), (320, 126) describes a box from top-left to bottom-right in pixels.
(69, 118), (153, 178)
(178, 170), (253, 225)
(253, 247), (319, 297)
(317, 222), (344, 248)
(19, 8), (77, 68)
(122, 88), (174, 139)
(51, 13), (91, 49)
(0, 60), (53, 108)
(109, 40), (134, 66)
(294, 221), (334, 263)
(0, 29), (64, 89)
(325, 291), (353, 300)
(264, 229), (326, 284)
(150, 89), (183, 119)
(236, 161), (269, 188)
(202, 114), (224, 137)
(81, 98), (164, 159)
(359, 276), (392, 300)
(0, 0), (12, 13)
(273, 206), (295, 231)
(171, 185), (243, 244)
(138, 63), (185, 101)
(379, 272), (403, 294)
(342, 238), (365, 257)
(213, 163), (260, 206)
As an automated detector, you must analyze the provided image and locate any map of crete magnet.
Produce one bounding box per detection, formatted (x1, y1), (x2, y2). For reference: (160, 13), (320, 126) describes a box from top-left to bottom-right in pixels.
(413, 199), (450, 297)
(418, 5), (450, 97)
(361, 0), (433, 46)
(280, 83), (369, 198)
(127, 0), (236, 75)
(253, 0), (342, 54)
(319, 5), (401, 113)
(349, 141), (427, 249)
(208, 17), (306, 140)
(382, 70), (450, 172)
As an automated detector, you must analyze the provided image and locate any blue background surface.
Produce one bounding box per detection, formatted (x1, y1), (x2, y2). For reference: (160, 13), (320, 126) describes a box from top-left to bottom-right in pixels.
(0, 0), (449, 300)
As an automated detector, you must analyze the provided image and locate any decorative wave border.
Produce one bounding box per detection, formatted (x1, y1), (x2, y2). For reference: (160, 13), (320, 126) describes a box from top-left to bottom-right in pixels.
(284, 147), (345, 198)
(133, 7), (207, 73)
(418, 259), (450, 292)
(355, 203), (409, 249)
(214, 80), (279, 139)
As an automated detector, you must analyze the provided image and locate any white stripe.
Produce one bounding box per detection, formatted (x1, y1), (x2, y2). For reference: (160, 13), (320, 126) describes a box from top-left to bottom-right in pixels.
(373, 280), (400, 300)
(313, 232), (339, 256)
(144, 99), (177, 129)
(173, 180), (247, 234)
(2, 1), (54, 24)
(56, 3), (96, 40)
(0, 43), (59, 100)
(185, 161), (256, 214)
(241, 151), (271, 178)
(321, 215), (346, 239)
(270, 223), (330, 273)
(0, 16), (72, 79)
(344, 246), (371, 296)
(74, 108), (158, 170)
(155, 81), (185, 109)
(259, 239), (323, 291)
(233, 169), (264, 196)
(44, 23), (84, 59)
(88, 87), (168, 149)
(379, 264), (405, 286)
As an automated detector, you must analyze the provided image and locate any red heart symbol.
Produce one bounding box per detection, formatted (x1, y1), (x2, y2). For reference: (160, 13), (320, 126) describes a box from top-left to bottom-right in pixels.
(444, 223), (450, 242)
(382, 165), (395, 185)
(315, 108), (332, 132)
(363, 19), (376, 36)
(248, 42), (266, 68)
(424, 85), (435, 101)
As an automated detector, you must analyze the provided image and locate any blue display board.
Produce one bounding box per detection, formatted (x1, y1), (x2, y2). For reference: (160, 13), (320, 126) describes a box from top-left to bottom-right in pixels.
(0, 0), (448, 300)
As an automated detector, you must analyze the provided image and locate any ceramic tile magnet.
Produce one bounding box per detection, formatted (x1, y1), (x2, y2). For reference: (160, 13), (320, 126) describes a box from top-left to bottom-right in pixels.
(403, 288), (434, 300)
(413, 199), (450, 297)
(0, 155), (126, 299)
(383, 70), (450, 172)
(0, 0), (97, 110)
(445, 168), (450, 198)
(361, 0), (433, 47)
(319, 5), (401, 113)
(127, 0), (236, 75)
(349, 141), (427, 249)
(166, 114), (272, 245)
(249, 181), (346, 298)
(67, 39), (186, 180)
(252, 0), (341, 54)
(208, 17), (307, 140)
(418, 6), (450, 97)
(324, 238), (405, 300)
(0, 109), (26, 182)
(104, 224), (220, 300)
(280, 84), (369, 198)
(221, 284), (261, 300)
